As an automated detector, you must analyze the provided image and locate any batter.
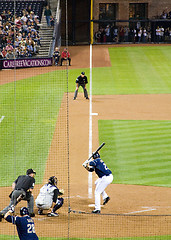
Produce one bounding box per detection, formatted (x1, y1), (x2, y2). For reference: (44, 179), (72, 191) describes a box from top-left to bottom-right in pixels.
(83, 152), (113, 213)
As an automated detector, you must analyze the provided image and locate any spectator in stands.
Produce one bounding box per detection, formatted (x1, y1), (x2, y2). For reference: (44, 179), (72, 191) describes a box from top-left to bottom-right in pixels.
(14, 38), (20, 48)
(34, 32), (41, 47)
(60, 48), (71, 66)
(21, 13), (28, 24)
(1, 47), (6, 58)
(168, 11), (171, 19)
(34, 17), (40, 30)
(1, 10), (7, 24)
(94, 30), (101, 43)
(44, 5), (52, 27)
(27, 42), (34, 57)
(6, 49), (14, 59)
(119, 27), (125, 42)
(124, 26), (130, 42)
(0, 50), (3, 59)
(156, 26), (160, 43)
(138, 27), (142, 42)
(112, 26), (119, 42)
(5, 43), (13, 52)
(165, 27), (170, 41)
(160, 26), (165, 42)
(50, 15), (55, 28)
(53, 47), (60, 66)
(147, 27), (151, 43)
(161, 8), (168, 19)
(105, 25), (111, 42)
(22, 22), (29, 34)
(142, 28), (148, 43)
(27, 5), (32, 15)
(15, 16), (22, 30)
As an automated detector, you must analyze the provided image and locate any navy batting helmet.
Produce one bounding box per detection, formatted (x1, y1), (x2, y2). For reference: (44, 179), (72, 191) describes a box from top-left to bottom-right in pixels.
(48, 176), (57, 185)
(93, 152), (100, 159)
(20, 207), (29, 216)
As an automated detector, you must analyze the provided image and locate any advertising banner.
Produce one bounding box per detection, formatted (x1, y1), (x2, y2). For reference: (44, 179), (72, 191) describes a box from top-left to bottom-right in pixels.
(1, 58), (52, 69)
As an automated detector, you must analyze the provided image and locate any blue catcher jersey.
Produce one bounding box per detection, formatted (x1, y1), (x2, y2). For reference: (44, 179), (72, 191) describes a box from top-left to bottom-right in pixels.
(6, 215), (39, 240)
(89, 158), (112, 178)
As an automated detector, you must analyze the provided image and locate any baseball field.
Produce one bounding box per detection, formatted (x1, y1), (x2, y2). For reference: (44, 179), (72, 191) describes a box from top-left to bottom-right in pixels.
(0, 44), (171, 239)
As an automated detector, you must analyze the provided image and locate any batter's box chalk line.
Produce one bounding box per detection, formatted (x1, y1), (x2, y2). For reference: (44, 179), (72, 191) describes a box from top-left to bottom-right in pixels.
(88, 204), (104, 208)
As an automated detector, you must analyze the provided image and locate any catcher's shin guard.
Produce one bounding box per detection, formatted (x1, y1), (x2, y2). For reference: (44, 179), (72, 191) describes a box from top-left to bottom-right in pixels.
(53, 198), (64, 212)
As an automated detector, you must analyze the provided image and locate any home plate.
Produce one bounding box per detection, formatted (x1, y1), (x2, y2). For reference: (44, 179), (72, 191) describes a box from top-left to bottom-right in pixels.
(89, 204), (104, 208)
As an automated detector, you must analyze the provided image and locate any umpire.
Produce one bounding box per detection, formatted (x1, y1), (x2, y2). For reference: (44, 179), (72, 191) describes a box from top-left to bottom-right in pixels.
(0, 169), (36, 221)
(73, 72), (89, 100)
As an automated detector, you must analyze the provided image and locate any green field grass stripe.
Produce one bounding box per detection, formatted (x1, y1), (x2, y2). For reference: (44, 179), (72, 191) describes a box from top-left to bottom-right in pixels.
(0, 73), (67, 186)
(67, 46), (171, 95)
(99, 120), (171, 187)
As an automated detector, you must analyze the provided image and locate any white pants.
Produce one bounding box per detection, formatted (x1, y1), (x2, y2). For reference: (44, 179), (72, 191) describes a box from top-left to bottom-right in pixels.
(94, 174), (113, 211)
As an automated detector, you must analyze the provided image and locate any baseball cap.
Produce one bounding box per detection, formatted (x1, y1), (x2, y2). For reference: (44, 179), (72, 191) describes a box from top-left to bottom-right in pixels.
(26, 169), (36, 175)
(81, 72), (85, 75)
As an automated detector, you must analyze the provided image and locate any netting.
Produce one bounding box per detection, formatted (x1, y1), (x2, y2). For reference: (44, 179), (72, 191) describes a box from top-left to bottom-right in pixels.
(0, 0), (171, 240)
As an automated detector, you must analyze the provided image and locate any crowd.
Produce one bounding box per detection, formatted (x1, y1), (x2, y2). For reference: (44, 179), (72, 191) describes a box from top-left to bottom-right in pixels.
(159, 8), (171, 19)
(0, 7), (42, 59)
(94, 24), (171, 44)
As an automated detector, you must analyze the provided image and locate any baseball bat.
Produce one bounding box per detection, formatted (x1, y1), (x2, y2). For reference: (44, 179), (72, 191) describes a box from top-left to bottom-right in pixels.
(83, 142), (105, 165)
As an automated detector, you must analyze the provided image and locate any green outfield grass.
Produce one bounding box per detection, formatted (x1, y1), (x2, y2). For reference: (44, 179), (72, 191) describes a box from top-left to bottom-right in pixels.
(0, 71), (67, 186)
(99, 120), (171, 187)
(68, 46), (171, 95)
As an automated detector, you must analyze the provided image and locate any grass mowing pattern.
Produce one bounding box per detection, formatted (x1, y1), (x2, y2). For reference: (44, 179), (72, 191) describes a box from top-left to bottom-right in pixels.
(68, 46), (171, 95)
(99, 120), (171, 187)
(0, 72), (66, 186)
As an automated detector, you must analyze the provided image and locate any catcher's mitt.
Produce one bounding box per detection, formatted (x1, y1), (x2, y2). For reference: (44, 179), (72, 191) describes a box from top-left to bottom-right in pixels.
(59, 189), (64, 195)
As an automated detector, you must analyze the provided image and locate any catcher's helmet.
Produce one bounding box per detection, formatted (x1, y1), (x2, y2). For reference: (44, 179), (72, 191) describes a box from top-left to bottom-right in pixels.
(48, 176), (57, 185)
(20, 207), (29, 216)
(93, 152), (100, 159)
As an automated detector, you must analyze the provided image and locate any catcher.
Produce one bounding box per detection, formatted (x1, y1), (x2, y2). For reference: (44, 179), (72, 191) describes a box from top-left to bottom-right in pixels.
(35, 176), (64, 217)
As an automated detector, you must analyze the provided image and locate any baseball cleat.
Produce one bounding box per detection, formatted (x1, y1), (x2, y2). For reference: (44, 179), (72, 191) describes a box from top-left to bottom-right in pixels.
(47, 212), (59, 217)
(73, 97), (76, 100)
(103, 196), (110, 205)
(0, 213), (4, 222)
(38, 209), (43, 215)
(92, 210), (101, 214)
(86, 97), (89, 100)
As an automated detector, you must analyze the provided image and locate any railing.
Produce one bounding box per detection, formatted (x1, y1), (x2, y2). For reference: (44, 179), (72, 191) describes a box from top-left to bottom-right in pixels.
(48, 0), (61, 57)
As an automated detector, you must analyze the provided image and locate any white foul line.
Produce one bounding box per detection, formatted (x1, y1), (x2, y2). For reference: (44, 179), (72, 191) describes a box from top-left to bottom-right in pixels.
(88, 43), (93, 199)
(124, 207), (157, 215)
(0, 116), (5, 123)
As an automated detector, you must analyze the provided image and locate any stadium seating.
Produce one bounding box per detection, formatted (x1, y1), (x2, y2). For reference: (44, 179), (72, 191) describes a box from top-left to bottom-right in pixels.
(0, 0), (45, 20)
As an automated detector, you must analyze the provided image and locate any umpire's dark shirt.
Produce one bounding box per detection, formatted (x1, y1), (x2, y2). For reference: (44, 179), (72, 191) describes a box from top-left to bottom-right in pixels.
(76, 75), (88, 85)
(14, 175), (35, 191)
